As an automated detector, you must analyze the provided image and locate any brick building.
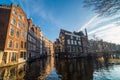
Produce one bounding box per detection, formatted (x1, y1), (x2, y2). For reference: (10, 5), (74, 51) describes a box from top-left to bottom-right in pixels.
(0, 4), (28, 66)
(54, 29), (88, 58)
(27, 19), (43, 60)
(0, 4), (54, 66)
(43, 37), (54, 56)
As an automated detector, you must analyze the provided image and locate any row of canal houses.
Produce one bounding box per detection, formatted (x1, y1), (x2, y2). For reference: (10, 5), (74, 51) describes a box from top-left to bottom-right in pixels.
(0, 4), (54, 67)
(54, 29), (120, 58)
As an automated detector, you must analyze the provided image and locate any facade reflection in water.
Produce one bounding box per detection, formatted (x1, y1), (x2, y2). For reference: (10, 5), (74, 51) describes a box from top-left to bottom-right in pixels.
(0, 63), (26, 80)
(55, 56), (120, 80)
(0, 57), (55, 80)
(0, 56), (120, 80)
(55, 59), (94, 80)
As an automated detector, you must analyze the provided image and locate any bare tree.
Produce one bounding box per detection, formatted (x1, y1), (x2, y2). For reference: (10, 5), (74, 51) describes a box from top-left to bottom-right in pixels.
(83, 0), (120, 16)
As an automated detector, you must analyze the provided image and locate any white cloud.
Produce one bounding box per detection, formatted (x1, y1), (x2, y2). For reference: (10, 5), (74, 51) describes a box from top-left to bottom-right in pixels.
(80, 13), (120, 32)
(79, 12), (120, 44)
(88, 23), (115, 35)
(89, 23), (120, 44)
(78, 14), (99, 31)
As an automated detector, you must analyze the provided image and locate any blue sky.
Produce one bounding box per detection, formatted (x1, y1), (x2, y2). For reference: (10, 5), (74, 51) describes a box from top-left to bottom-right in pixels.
(0, 0), (120, 44)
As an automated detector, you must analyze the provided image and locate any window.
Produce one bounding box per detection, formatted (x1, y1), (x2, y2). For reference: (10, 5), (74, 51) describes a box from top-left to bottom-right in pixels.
(78, 47), (82, 52)
(20, 52), (26, 59)
(71, 40), (73, 45)
(78, 41), (81, 45)
(11, 18), (16, 25)
(74, 41), (77, 45)
(2, 52), (7, 63)
(17, 23), (20, 28)
(13, 9), (17, 15)
(15, 42), (18, 49)
(22, 23), (25, 28)
(78, 37), (81, 40)
(21, 32), (27, 39)
(21, 41), (23, 48)
(24, 52), (26, 59)
(67, 39), (70, 44)
(16, 31), (19, 38)
(18, 15), (22, 20)
(9, 26), (14, 36)
(67, 46), (71, 52)
(71, 36), (73, 39)
(8, 40), (12, 48)
(20, 52), (24, 58)
(11, 52), (16, 61)
(73, 47), (75, 52)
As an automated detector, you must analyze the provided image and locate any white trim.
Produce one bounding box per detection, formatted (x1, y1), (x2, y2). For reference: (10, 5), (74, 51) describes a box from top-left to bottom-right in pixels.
(4, 50), (18, 52)
(20, 50), (26, 52)
(65, 32), (81, 38)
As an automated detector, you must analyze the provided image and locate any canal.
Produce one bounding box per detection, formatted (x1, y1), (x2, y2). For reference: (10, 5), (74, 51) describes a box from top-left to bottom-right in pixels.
(0, 56), (120, 80)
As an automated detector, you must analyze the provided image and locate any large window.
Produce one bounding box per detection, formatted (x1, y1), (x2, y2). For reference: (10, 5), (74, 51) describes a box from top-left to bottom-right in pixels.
(9, 26), (14, 36)
(16, 31), (19, 38)
(2, 52), (7, 63)
(8, 40), (12, 48)
(20, 52), (26, 59)
(20, 52), (24, 58)
(11, 52), (16, 62)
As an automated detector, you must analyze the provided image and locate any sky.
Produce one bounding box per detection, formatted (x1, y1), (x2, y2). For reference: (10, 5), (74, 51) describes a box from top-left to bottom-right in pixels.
(0, 0), (120, 44)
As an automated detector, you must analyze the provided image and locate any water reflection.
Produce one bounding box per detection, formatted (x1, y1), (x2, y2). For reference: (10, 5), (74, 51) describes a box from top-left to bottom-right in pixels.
(55, 59), (94, 80)
(0, 57), (54, 80)
(0, 56), (120, 80)
(55, 57), (120, 80)
(0, 63), (26, 80)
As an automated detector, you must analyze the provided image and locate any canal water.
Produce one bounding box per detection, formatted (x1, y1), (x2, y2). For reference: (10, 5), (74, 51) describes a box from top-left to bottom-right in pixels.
(0, 57), (120, 80)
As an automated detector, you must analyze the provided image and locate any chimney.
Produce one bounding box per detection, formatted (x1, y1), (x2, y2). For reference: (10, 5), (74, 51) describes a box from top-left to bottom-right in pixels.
(85, 28), (88, 38)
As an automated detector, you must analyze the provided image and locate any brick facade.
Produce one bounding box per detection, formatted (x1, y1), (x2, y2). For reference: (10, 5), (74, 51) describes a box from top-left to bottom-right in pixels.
(0, 4), (54, 67)
(54, 29), (88, 58)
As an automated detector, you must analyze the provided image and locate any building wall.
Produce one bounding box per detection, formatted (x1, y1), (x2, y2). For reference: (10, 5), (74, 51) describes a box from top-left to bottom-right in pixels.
(54, 29), (88, 58)
(43, 37), (54, 56)
(0, 4), (28, 66)
(0, 5), (11, 51)
(0, 4), (54, 66)
(27, 19), (38, 60)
